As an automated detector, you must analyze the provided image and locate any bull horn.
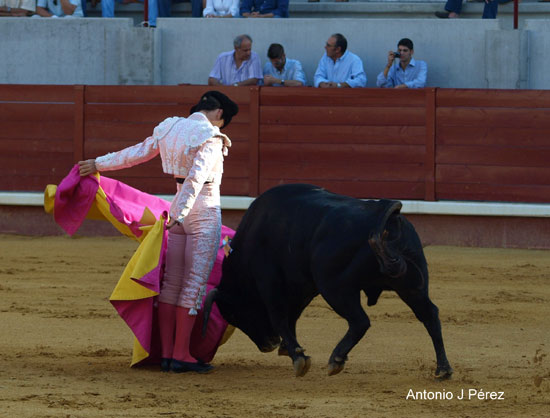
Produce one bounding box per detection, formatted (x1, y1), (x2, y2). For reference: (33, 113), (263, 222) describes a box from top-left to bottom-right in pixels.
(202, 288), (218, 337)
(369, 200), (407, 278)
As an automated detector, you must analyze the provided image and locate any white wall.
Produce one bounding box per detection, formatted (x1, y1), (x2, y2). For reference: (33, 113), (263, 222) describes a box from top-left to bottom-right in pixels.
(1, 17), (544, 89)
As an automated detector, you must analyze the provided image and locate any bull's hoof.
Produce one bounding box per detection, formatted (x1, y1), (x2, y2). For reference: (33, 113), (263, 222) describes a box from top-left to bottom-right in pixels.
(293, 356), (311, 377)
(328, 361), (345, 376)
(435, 365), (453, 380)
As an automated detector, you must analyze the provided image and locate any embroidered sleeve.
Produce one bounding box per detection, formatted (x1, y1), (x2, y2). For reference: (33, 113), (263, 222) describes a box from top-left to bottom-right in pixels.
(171, 137), (223, 222)
(95, 135), (160, 172)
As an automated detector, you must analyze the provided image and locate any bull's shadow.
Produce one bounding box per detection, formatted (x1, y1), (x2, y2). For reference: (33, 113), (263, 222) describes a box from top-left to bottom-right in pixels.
(204, 183), (453, 379)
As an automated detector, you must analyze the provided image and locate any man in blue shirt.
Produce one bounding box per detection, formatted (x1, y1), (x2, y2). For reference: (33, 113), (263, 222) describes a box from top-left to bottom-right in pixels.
(376, 38), (427, 89)
(263, 43), (306, 87)
(240, 0), (288, 17)
(313, 33), (367, 88)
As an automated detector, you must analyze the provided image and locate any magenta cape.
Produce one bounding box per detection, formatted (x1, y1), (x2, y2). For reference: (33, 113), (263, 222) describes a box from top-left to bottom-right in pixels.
(44, 166), (234, 366)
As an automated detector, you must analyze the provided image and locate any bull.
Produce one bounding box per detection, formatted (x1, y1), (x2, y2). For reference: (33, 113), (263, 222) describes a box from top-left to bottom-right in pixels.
(204, 184), (453, 379)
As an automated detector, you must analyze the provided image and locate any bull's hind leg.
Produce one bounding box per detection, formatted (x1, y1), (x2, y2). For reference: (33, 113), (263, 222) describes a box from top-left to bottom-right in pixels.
(396, 290), (453, 379)
(319, 289), (370, 376)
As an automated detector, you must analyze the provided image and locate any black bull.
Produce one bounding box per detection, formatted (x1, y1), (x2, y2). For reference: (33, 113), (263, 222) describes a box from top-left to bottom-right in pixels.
(204, 184), (453, 378)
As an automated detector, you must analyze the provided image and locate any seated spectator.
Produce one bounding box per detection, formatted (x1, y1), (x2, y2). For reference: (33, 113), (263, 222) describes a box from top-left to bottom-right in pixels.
(35, 0), (83, 16)
(435, 0), (506, 19)
(0, 0), (35, 15)
(203, 0), (238, 17)
(313, 33), (366, 88)
(376, 38), (427, 89)
(263, 43), (306, 87)
(208, 34), (262, 86)
(101, 0), (159, 26)
(160, 0), (203, 19)
(240, 0), (288, 18)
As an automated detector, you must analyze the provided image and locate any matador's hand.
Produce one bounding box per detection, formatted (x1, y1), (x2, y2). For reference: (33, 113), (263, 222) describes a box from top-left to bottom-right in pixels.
(78, 159), (97, 177)
(166, 218), (181, 230)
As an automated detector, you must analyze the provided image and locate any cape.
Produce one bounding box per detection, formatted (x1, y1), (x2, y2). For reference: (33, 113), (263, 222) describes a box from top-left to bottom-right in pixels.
(44, 165), (234, 366)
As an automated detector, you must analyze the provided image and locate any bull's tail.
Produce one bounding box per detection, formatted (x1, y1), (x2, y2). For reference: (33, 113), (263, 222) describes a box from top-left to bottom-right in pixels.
(368, 200), (408, 279)
(202, 288), (218, 337)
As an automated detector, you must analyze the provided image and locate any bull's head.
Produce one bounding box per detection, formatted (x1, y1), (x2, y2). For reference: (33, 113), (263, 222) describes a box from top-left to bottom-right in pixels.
(203, 254), (280, 353)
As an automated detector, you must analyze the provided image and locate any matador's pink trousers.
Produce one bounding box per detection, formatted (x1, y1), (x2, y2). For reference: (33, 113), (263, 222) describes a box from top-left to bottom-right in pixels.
(159, 183), (222, 310)
(157, 183), (221, 363)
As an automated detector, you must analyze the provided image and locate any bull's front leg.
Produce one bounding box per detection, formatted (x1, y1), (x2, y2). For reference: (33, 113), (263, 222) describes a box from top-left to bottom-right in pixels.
(396, 289), (453, 379)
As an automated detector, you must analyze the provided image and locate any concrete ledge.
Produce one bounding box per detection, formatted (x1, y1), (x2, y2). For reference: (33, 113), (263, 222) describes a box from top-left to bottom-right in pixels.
(3, 191), (549, 217)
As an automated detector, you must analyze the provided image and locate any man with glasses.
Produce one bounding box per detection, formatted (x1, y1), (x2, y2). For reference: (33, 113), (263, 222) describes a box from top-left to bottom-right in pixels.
(313, 33), (367, 88)
(208, 34), (263, 86)
(376, 38), (427, 89)
(263, 43), (306, 87)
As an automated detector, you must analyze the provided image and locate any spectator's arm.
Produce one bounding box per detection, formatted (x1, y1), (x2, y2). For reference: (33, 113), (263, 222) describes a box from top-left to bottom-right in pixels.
(282, 79), (303, 87)
(203, 0), (215, 16)
(344, 56), (367, 88)
(313, 57), (328, 87)
(377, 65), (395, 88)
(240, 0), (253, 15)
(60, 0), (77, 15)
(35, 5), (53, 16)
(229, 0), (239, 16)
(404, 61), (427, 89)
(250, 53), (263, 80)
(290, 60), (306, 86)
(208, 77), (223, 86)
(208, 55), (224, 84)
(237, 78), (259, 86)
(272, 0), (288, 17)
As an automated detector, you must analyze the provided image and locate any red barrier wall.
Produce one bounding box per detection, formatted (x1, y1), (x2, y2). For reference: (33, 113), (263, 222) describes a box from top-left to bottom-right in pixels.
(1, 85), (550, 204)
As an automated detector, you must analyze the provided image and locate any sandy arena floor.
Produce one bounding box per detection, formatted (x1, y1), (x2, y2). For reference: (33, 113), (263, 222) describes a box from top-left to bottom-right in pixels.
(0, 234), (549, 417)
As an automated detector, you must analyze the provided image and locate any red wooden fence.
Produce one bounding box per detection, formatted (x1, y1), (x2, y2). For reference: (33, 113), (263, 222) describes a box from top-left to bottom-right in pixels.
(1, 85), (549, 203)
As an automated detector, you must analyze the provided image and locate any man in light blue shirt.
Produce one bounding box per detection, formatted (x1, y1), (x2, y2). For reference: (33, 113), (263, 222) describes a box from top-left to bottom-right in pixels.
(263, 43), (306, 87)
(314, 33), (367, 88)
(208, 34), (263, 87)
(376, 38), (427, 89)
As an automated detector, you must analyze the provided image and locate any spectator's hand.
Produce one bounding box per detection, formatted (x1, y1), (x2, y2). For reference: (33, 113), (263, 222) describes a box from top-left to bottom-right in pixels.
(394, 84), (408, 89)
(263, 75), (279, 86)
(78, 159), (97, 176)
(387, 51), (396, 67)
(319, 82), (335, 88)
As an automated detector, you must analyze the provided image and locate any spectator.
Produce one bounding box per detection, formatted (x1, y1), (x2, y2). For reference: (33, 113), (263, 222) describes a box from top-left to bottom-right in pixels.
(435, 0), (507, 19)
(203, 0), (238, 17)
(263, 43), (306, 87)
(35, 0), (83, 16)
(208, 34), (262, 86)
(101, 0), (159, 26)
(376, 38), (427, 89)
(240, 0), (288, 18)
(160, 0), (203, 19)
(0, 0), (35, 15)
(313, 33), (367, 88)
